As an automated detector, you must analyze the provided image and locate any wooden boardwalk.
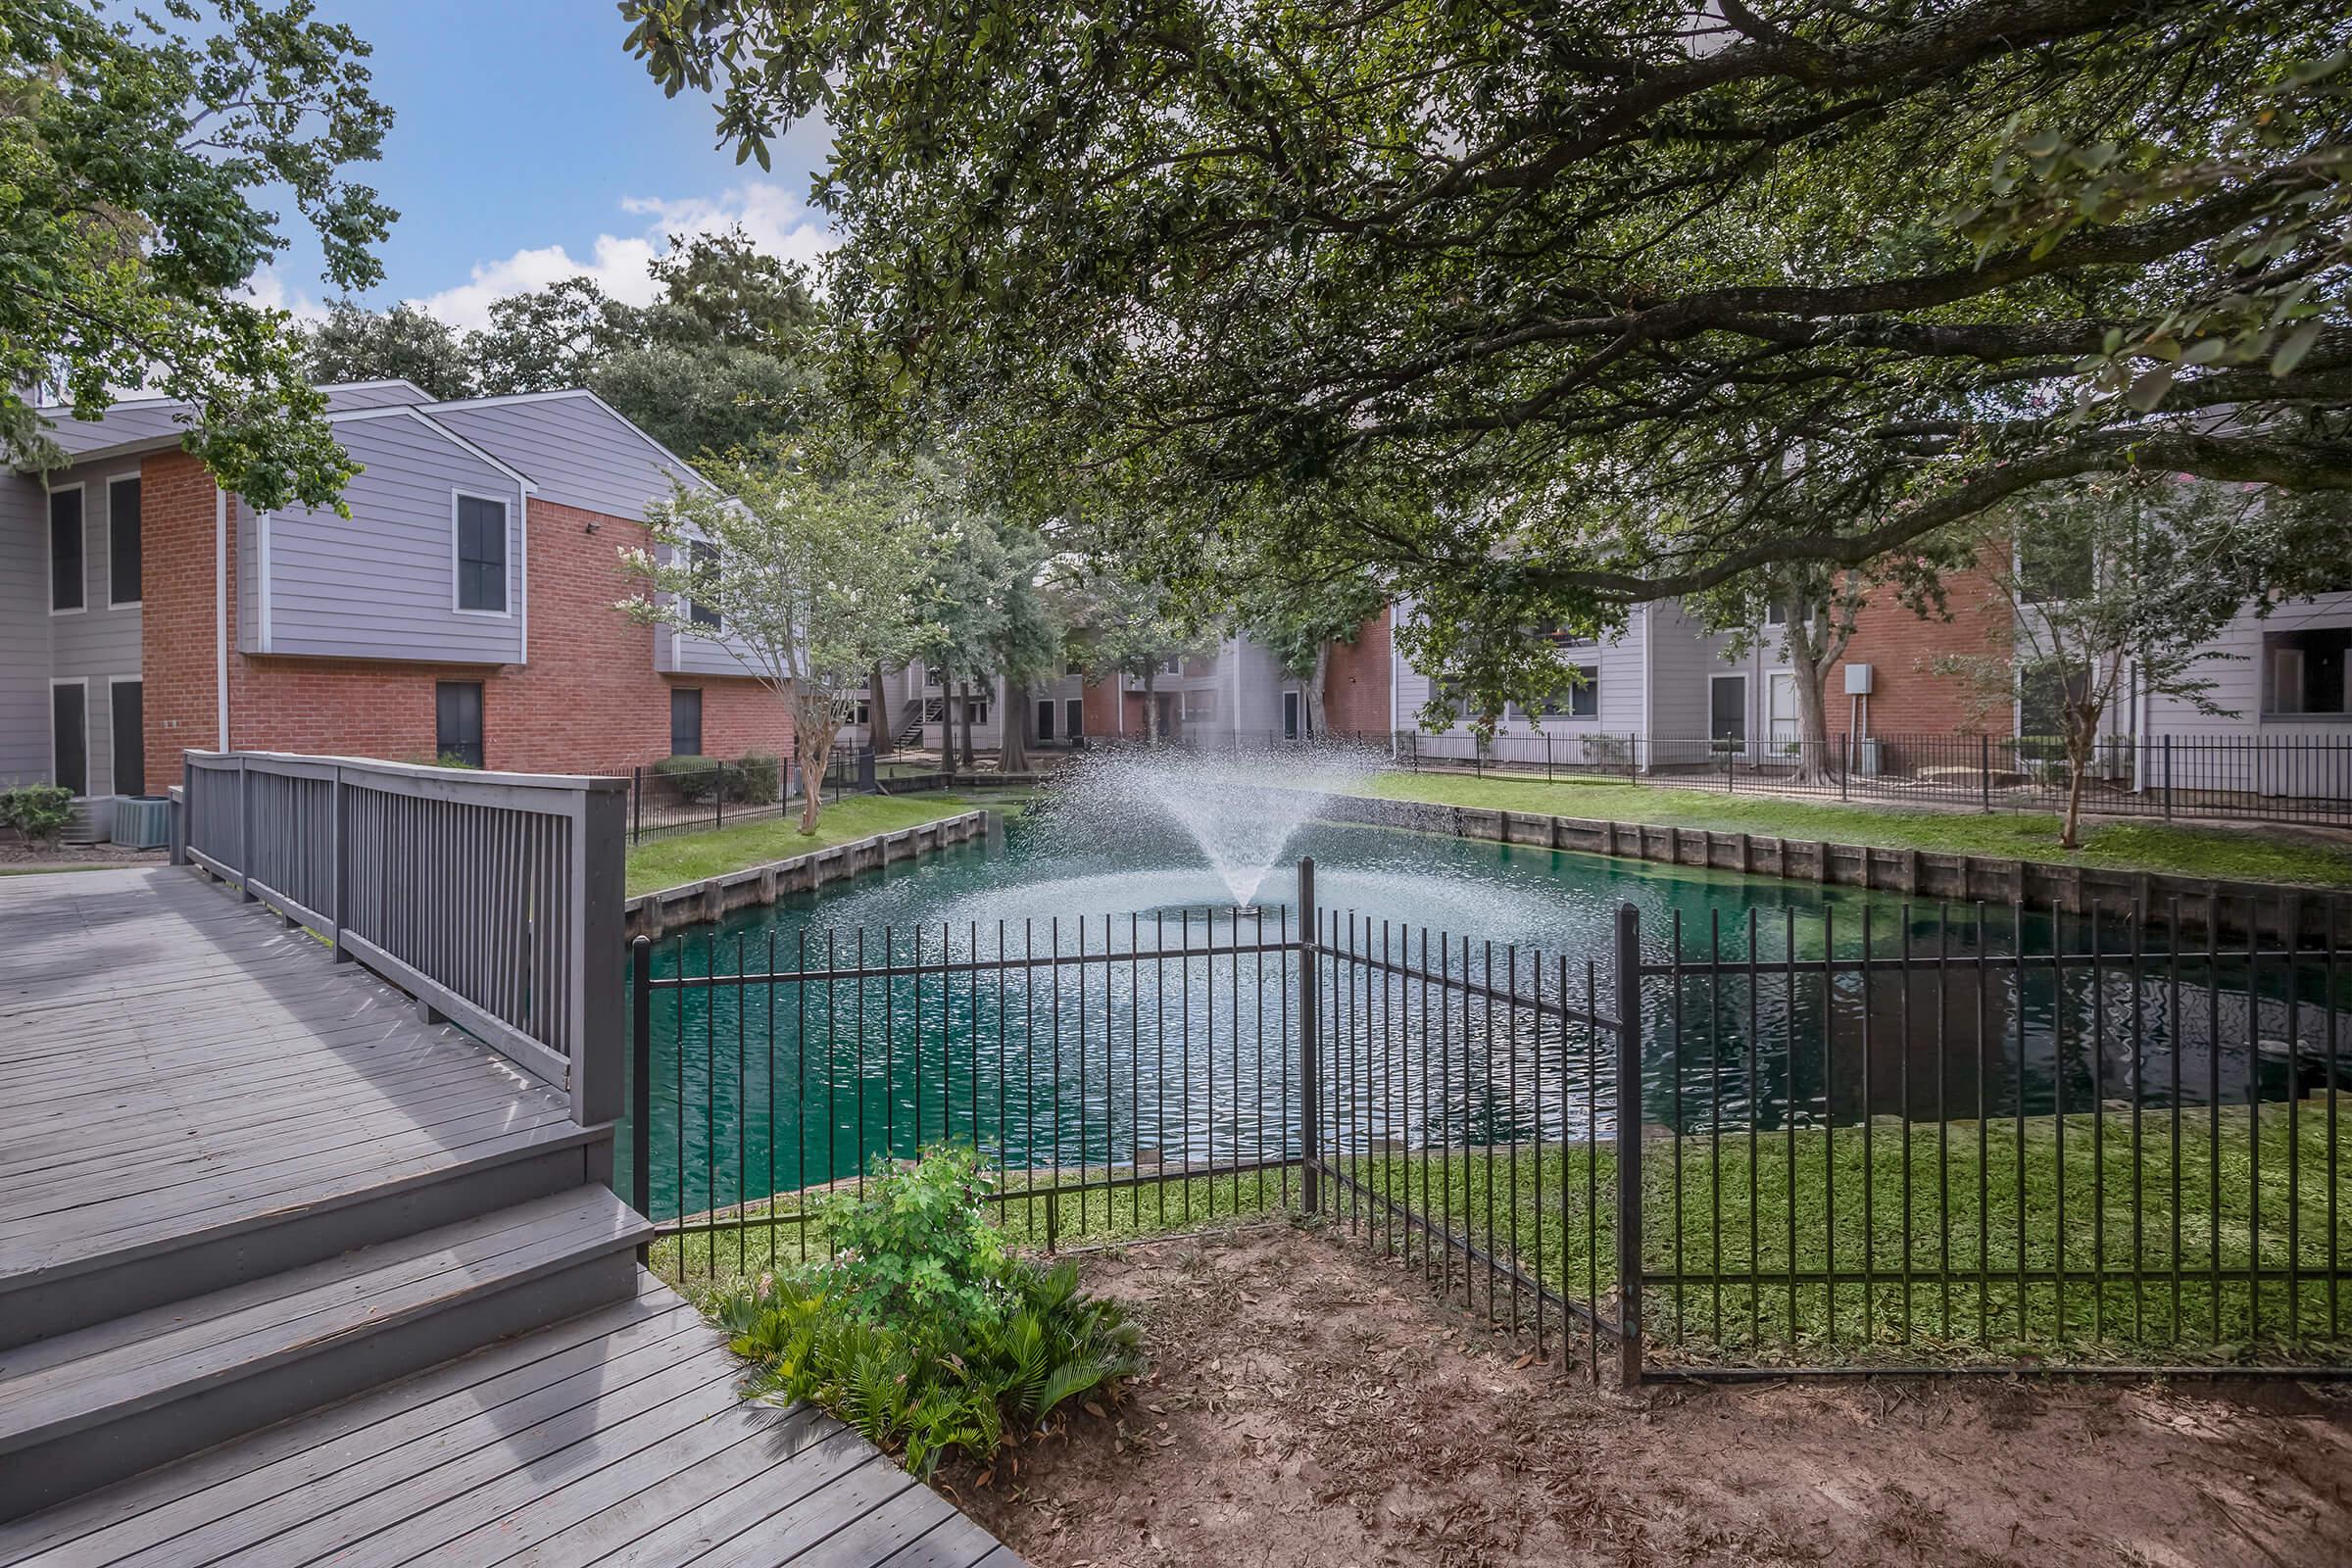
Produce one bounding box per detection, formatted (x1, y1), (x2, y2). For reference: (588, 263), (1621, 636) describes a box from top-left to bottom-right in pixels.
(0, 868), (1022, 1567)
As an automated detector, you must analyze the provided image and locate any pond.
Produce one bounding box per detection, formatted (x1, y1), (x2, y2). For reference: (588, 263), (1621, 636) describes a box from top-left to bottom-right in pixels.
(618, 806), (2345, 1225)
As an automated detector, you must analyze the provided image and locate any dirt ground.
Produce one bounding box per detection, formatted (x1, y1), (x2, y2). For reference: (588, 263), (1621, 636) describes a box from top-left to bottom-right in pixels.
(937, 1221), (2352, 1568)
(0, 840), (166, 873)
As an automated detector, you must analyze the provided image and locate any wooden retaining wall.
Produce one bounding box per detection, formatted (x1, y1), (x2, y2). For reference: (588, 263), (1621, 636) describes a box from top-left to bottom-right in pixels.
(1324, 795), (2352, 943)
(625, 810), (990, 939)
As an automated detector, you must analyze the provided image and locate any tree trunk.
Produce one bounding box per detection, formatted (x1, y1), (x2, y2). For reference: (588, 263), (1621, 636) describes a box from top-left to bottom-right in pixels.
(938, 673), (957, 772)
(1305, 644), (1332, 739)
(791, 685), (836, 833)
(956, 678), (974, 775)
(2060, 702), (2103, 850)
(1786, 623), (1835, 785)
(868, 662), (892, 756)
(1142, 666), (1160, 745)
(1001, 677), (1030, 773)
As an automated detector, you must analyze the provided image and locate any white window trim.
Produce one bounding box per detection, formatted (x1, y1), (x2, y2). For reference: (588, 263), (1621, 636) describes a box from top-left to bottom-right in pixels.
(450, 487), (514, 618)
(105, 472), (142, 609)
(105, 674), (142, 796)
(48, 676), (89, 794)
(47, 481), (86, 615)
(257, 510), (273, 654)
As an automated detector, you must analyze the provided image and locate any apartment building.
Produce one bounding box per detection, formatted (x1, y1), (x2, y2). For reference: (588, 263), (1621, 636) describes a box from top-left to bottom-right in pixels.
(4, 380), (791, 803)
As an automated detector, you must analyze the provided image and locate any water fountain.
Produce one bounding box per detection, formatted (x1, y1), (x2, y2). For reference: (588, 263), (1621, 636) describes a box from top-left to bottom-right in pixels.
(1038, 742), (1384, 911)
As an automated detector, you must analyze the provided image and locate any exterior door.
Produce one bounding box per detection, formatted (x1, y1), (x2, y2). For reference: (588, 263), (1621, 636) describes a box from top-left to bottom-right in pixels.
(1035, 699), (1054, 742)
(111, 681), (144, 796)
(1767, 672), (1798, 748)
(1284, 691), (1301, 740)
(1065, 698), (1084, 741)
(1709, 675), (1747, 749)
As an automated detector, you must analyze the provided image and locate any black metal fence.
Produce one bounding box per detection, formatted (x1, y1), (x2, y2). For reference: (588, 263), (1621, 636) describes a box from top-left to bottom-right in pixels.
(624, 864), (2350, 1380)
(1361, 729), (2352, 826)
(624, 747), (873, 845)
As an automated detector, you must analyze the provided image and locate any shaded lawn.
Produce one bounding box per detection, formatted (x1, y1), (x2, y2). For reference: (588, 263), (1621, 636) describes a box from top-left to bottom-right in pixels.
(1356, 772), (2352, 889)
(625, 793), (979, 896)
(651, 1103), (2349, 1366)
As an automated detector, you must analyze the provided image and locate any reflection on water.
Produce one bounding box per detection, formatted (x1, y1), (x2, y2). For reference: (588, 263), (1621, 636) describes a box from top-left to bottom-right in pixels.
(620, 813), (2349, 1221)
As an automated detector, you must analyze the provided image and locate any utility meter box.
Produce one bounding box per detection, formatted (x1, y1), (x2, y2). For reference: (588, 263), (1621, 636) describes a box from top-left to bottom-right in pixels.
(1844, 662), (1875, 696)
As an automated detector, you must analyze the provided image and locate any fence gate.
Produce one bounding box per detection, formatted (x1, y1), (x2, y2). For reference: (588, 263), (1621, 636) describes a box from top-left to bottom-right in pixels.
(628, 861), (2350, 1381)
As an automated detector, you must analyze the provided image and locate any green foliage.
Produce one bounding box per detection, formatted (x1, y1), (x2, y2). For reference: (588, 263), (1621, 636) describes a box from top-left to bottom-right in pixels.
(302, 301), (473, 400)
(3, 0), (394, 510)
(726, 751), (781, 805)
(709, 1147), (1144, 1476)
(0, 784), (74, 843)
(622, 0), (2352, 723)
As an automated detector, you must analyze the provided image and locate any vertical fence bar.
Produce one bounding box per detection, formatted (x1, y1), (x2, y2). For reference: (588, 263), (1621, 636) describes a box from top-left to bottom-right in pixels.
(631, 937), (652, 1247)
(1613, 902), (1644, 1388)
(1298, 858), (1321, 1216)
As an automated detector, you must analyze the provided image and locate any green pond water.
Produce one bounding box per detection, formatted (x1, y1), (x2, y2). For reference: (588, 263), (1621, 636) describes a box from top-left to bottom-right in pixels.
(617, 810), (2345, 1225)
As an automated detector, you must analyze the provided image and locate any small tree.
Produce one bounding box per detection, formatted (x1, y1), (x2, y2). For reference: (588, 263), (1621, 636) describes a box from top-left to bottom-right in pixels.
(1691, 563), (1875, 783)
(1054, 567), (1202, 746)
(1937, 479), (2352, 849)
(618, 440), (929, 832)
(1241, 569), (1388, 739)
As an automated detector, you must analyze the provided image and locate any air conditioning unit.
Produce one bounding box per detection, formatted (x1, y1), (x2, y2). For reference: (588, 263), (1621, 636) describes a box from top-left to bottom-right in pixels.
(64, 795), (115, 846)
(1855, 738), (1885, 776)
(113, 795), (173, 850)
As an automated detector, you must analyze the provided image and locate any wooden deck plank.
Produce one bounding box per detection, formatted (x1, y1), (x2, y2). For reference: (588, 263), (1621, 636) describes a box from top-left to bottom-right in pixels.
(876, 1512), (1003, 1568)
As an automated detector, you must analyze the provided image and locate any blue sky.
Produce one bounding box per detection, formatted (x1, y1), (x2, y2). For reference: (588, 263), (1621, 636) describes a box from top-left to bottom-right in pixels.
(256, 0), (838, 327)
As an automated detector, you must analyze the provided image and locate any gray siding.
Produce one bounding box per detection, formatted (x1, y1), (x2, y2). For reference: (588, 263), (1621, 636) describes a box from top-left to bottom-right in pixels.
(0, 479), (49, 785)
(42, 460), (145, 795)
(429, 394), (703, 523)
(255, 415), (524, 664)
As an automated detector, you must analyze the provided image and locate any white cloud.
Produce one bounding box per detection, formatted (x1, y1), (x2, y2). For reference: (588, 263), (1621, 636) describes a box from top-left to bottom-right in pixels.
(246, 268), (329, 324)
(408, 182), (835, 330)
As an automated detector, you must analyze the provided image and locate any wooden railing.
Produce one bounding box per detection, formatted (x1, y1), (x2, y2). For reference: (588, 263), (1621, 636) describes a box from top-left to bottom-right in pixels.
(177, 751), (627, 1127)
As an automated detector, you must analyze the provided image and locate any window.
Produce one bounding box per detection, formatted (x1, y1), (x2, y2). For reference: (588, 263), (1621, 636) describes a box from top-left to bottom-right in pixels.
(1535, 665), (1600, 721)
(435, 681), (484, 767)
(111, 680), (144, 796)
(454, 494), (507, 612)
(108, 477), (141, 608)
(1064, 698), (1084, 739)
(670, 687), (704, 757)
(1158, 657), (1182, 677)
(964, 696), (992, 726)
(2265, 627), (2350, 717)
(687, 540), (720, 629)
(49, 488), (83, 612)
(1036, 699), (1056, 741)
(2018, 664), (2089, 738)
(2020, 532), (2094, 605)
(51, 681), (87, 795)
(1181, 688), (1218, 723)
(1709, 674), (1747, 745)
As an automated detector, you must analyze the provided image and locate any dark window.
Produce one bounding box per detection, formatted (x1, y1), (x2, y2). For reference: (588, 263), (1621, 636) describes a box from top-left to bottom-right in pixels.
(50, 489), (83, 612)
(1536, 664), (1601, 720)
(1710, 676), (1747, 744)
(2020, 532), (2094, 605)
(52, 683), (87, 795)
(435, 681), (484, 767)
(1065, 698), (1084, 739)
(2265, 627), (2351, 717)
(111, 681), (144, 796)
(2018, 664), (2090, 737)
(670, 687), (704, 756)
(688, 541), (720, 629)
(1035, 699), (1055, 741)
(456, 495), (507, 612)
(109, 479), (141, 606)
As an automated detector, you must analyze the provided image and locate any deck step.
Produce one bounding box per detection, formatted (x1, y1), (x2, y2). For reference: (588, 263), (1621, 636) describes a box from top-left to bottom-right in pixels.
(0, 1185), (653, 1523)
(0, 1121), (611, 1354)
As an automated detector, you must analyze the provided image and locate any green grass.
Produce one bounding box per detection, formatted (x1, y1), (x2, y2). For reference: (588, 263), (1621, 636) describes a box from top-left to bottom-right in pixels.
(651, 1104), (2349, 1367)
(626, 793), (982, 897)
(1358, 771), (2352, 888)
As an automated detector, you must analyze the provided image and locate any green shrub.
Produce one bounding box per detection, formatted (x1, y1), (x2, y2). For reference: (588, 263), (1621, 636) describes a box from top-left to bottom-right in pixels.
(709, 1145), (1144, 1477)
(725, 751), (780, 805)
(653, 753), (722, 803)
(0, 784), (74, 844)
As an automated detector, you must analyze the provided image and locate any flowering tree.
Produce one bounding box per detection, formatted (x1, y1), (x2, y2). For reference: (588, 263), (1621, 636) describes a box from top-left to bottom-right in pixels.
(617, 442), (929, 832)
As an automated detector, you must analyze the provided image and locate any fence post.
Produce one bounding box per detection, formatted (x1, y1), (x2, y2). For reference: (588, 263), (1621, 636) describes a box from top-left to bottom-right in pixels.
(237, 754), (256, 900)
(572, 781), (630, 1131)
(2164, 734), (2175, 820)
(172, 753), (192, 865)
(630, 936), (652, 1241)
(1612, 902), (1644, 1389)
(1298, 856), (1321, 1217)
(632, 765), (643, 845)
(1840, 731), (1851, 802)
(713, 765), (724, 834)
(1545, 732), (1553, 783)
(330, 764), (352, 961)
(1981, 734), (1991, 812)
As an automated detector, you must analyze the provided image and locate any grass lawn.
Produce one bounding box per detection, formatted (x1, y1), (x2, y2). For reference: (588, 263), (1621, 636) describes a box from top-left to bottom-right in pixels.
(626, 793), (982, 897)
(1357, 771), (2352, 888)
(650, 1103), (2348, 1366)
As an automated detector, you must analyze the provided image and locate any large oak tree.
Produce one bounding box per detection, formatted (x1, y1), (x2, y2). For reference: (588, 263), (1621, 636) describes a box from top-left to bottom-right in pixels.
(623, 0), (2351, 704)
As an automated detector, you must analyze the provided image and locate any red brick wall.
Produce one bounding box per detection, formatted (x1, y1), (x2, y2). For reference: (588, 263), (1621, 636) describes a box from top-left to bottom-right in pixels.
(139, 456), (791, 786)
(1079, 678), (1123, 738)
(1320, 608), (1393, 735)
(1826, 564), (2013, 739)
